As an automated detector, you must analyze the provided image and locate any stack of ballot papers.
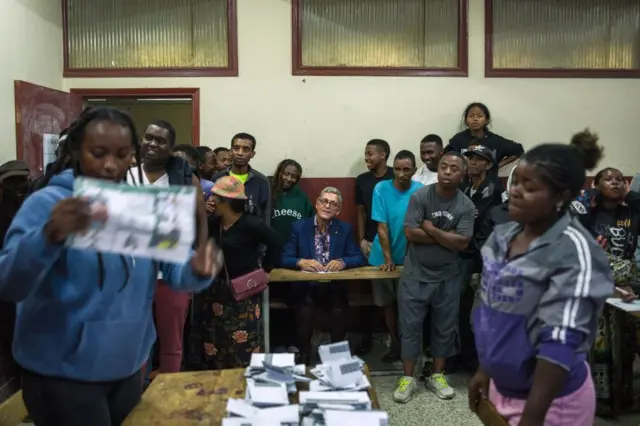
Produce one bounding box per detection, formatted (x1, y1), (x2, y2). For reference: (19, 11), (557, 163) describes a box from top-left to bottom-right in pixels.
(309, 341), (371, 391)
(226, 343), (388, 426)
(244, 353), (310, 397)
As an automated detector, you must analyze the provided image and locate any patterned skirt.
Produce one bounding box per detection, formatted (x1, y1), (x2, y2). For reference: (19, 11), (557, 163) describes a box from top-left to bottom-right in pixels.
(191, 279), (263, 370)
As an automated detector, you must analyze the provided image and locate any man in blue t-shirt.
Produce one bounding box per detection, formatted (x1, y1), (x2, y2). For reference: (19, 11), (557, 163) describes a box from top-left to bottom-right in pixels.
(369, 150), (423, 362)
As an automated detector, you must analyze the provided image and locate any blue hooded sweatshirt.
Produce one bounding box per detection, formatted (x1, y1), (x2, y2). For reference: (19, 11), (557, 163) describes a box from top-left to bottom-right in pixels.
(0, 169), (213, 382)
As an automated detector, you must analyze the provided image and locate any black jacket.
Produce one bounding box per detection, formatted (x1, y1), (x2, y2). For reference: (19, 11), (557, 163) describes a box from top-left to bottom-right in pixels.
(446, 129), (524, 165)
(461, 174), (504, 265)
(475, 201), (510, 254)
(570, 188), (640, 261)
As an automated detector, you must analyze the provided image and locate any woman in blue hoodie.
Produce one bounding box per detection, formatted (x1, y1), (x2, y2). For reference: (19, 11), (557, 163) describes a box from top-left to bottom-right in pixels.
(0, 107), (218, 426)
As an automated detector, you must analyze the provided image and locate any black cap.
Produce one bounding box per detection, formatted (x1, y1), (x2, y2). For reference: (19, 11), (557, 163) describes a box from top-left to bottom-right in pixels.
(0, 161), (29, 181)
(463, 145), (496, 165)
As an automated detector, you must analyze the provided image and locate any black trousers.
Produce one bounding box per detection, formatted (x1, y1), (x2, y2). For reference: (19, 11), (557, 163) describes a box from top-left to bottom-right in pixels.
(22, 368), (142, 426)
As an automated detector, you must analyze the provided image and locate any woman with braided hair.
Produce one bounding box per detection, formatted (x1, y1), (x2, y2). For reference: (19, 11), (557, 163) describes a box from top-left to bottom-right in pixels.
(469, 130), (614, 425)
(0, 107), (220, 425)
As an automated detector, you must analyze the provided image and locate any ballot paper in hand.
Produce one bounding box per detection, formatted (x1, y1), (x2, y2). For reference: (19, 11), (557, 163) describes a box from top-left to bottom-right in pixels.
(324, 410), (388, 426)
(69, 177), (196, 263)
(318, 341), (351, 364)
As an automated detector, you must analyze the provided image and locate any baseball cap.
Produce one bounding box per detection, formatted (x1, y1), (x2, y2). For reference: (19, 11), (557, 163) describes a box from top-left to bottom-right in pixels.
(463, 145), (496, 165)
(211, 176), (247, 200)
(0, 161), (29, 181)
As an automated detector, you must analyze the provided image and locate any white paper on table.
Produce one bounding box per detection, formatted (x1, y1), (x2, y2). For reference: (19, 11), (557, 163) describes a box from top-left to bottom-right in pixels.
(250, 353), (295, 369)
(318, 341), (352, 365)
(309, 375), (370, 392)
(226, 398), (261, 418)
(299, 391), (371, 408)
(326, 359), (364, 388)
(261, 404), (300, 423)
(222, 418), (282, 426)
(246, 379), (289, 406)
(67, 177), (196, 264)
(324, 410), (388, 426)
(606, 298), (640, 312)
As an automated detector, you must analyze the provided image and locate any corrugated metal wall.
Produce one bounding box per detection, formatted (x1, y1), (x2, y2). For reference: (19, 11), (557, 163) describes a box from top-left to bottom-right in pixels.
(300, 0), (460, 68)
(66, 0), (229, 69)
(492, 0), (640, 69)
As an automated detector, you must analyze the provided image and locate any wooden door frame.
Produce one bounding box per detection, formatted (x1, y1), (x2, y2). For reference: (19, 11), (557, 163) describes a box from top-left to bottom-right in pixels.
(69, 88), (201, 146)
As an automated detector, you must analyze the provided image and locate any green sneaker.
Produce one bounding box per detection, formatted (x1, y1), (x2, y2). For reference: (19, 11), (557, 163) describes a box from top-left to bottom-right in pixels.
(426, 373), (455, 399)
(393, 376), (417, 403)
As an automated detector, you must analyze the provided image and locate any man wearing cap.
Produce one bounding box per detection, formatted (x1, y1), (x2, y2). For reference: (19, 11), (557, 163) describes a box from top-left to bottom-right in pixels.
(454, 145), (504, 373)
(0, 159), (30, 396)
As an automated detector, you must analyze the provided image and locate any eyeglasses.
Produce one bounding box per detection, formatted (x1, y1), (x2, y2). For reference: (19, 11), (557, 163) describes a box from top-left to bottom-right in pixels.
(318, 198), (340, 209)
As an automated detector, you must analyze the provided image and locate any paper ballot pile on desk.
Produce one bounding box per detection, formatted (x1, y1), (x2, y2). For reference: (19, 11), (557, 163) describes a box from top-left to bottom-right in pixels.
(224, 342), (388, 426)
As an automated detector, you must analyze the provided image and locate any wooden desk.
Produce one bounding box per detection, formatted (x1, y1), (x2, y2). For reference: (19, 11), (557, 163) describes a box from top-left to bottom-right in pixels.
(263, 266), (402, 351)
(123, 366), (380, 426)
(269, 266), (402, 282)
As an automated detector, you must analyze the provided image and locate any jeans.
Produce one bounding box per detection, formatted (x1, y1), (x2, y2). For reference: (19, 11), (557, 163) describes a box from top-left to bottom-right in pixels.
(22, 368), (142, 426)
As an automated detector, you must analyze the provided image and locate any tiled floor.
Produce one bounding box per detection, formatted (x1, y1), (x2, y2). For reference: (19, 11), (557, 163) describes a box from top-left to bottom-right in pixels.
(372, 373), (640, 425)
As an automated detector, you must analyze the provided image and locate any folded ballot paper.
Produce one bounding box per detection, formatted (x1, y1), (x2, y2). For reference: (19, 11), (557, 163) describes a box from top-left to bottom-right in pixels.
(310, 342), (369, 391)
(245, 353), (308, 396)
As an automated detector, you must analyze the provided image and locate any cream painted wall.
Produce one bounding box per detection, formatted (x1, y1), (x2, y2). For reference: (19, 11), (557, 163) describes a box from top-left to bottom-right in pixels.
(2, 0), (64, 162)
(64, 0), (640, 178)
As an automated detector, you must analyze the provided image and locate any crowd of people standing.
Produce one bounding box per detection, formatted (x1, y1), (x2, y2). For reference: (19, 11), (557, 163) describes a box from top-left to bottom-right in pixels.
(0, 101), (634, 425)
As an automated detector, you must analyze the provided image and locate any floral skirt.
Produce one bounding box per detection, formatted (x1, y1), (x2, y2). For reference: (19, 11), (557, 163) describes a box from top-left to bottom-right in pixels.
(192, 279), (263, 370)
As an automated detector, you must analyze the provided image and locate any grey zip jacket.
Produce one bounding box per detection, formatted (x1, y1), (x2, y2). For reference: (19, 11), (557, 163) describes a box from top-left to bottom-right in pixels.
(474, 213), (614, 398)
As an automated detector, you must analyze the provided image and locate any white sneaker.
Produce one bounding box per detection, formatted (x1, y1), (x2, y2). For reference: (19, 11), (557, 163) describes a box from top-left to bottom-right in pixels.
(426, 373), (455, 399)
(393, 376), (417, 403)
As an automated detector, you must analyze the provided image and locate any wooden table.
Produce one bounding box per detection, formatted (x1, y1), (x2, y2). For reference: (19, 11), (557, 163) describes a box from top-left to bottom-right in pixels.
(263, 266), (403, 351)
(269, 266), (402, 282)
(123, 366), (380, 425)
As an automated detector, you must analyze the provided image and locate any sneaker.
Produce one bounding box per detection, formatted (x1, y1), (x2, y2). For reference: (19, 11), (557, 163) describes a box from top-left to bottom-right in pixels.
(393, 376), (417, 403)
(425, 373), (455, 399)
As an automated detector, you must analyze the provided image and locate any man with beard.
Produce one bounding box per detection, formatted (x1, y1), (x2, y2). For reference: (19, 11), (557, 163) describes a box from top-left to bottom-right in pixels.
(211, 133), (270, 223)
(412, 134), (443, 186)
(394, 152), (475, 403)
(127, 120), (208, 375)
(0, 160), (30, 396)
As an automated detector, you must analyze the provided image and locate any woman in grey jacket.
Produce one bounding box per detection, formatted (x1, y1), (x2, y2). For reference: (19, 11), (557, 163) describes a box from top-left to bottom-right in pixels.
(469, 130), (614, 426)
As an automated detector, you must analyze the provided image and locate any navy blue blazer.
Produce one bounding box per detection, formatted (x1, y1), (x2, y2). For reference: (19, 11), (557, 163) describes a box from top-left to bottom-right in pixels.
(280, 217), (366, 270)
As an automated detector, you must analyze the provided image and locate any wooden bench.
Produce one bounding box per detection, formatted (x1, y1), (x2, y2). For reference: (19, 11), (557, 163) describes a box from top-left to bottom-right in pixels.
(0, 390), (27, 426)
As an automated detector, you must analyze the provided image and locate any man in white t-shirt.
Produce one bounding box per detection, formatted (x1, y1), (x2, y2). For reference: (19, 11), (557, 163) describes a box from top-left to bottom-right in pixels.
(412, 134), (443, 187)
(127, 119), (206, 376)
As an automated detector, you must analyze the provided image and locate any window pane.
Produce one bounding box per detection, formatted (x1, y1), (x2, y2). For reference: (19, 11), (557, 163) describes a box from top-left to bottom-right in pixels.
(301, 0), (460, 68)
(492, 0), (640, 69)
(66, 0), (229, 69)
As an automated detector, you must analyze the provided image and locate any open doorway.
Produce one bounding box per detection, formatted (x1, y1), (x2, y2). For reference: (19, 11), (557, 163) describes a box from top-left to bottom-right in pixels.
(69, 88), (200, 146)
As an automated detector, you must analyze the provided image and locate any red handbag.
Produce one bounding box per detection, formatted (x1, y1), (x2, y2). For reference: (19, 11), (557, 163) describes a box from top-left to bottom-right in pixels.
(226, 267), (269, 302)
(219, 223), (269, 301)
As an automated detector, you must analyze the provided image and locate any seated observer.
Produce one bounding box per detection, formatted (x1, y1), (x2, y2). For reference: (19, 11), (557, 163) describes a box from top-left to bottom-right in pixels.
(280, 187), (366, 362)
